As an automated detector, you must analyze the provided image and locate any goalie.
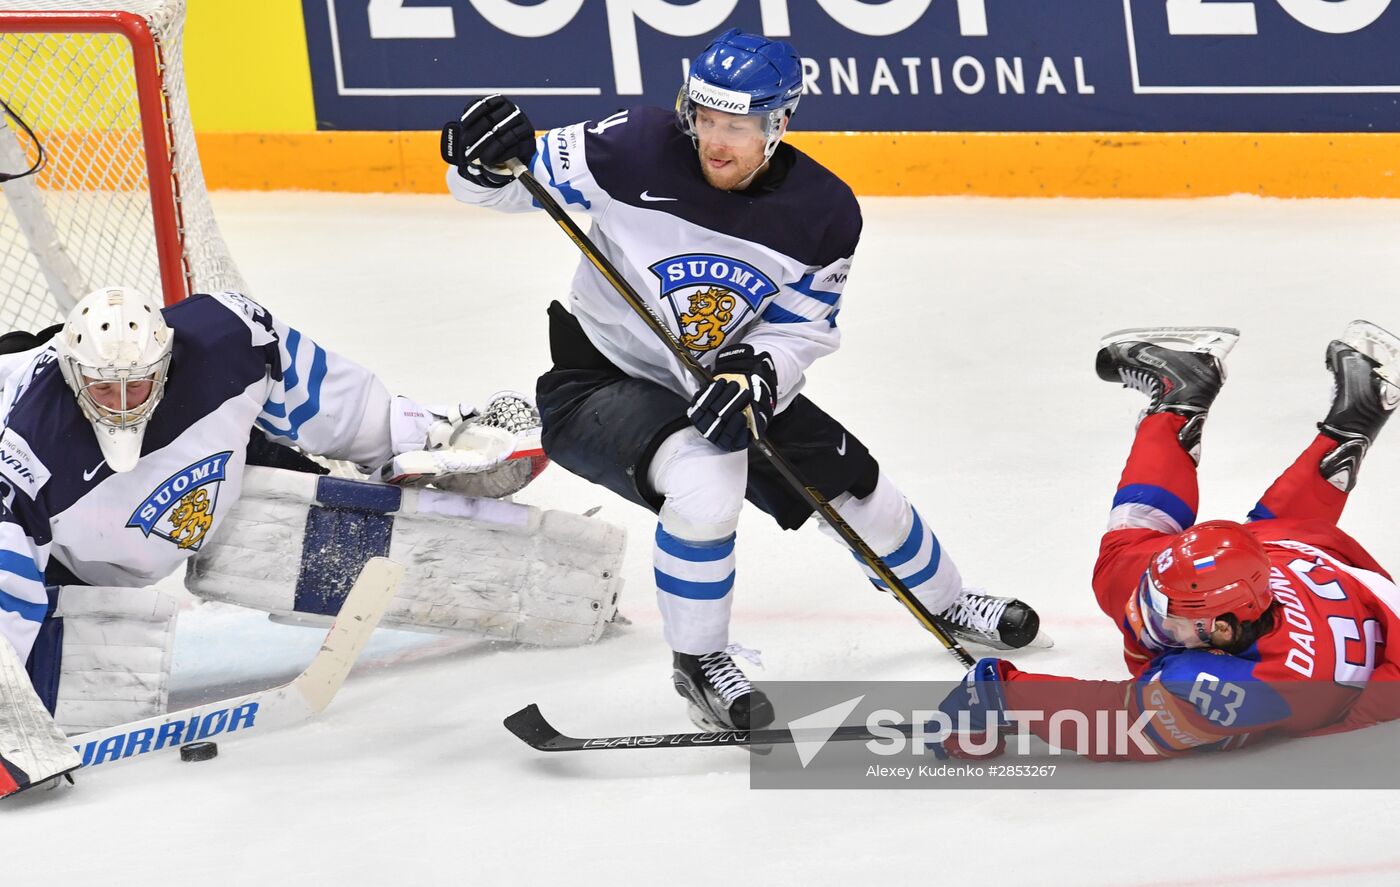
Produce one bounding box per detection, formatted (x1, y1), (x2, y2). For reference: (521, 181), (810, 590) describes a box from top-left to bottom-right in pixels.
(0, 287), (623, 798)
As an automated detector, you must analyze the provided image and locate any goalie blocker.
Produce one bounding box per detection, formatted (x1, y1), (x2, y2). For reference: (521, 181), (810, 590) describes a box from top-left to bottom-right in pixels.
(188, 467), (626, 646)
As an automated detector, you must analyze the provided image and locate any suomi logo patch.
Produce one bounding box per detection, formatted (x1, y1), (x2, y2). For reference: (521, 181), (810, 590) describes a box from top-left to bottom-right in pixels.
(649, 254), (777, 353)
(126, 451), (233, 550)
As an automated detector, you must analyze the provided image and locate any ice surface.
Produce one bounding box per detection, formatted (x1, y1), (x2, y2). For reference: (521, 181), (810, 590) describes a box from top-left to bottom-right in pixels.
(13, 193), (1400, 885)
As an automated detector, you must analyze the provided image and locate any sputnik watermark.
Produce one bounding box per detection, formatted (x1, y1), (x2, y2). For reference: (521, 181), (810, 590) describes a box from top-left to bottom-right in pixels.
(863, 708), (1159, 759)
(778, 700), (1162, 770)
(750, 680), (1400, 790)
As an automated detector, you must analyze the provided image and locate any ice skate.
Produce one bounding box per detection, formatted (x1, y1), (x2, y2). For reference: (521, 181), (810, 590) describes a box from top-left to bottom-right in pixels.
(1317, 320), (1400, 491)
(672, 647), (774, 731)
(1096, 327), (1239, 460)
(1096, 326), (1239, 416)
(938, 588), (1050, 651)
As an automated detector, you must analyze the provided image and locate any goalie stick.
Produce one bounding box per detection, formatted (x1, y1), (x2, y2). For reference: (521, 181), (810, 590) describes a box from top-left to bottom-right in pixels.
(505, 703), (917, 752)
(503, 158), (976, 669)
(69, 557), (403, 771)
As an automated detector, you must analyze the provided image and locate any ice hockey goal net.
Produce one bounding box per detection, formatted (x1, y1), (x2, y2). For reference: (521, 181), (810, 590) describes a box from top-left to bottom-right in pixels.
(0, 0), (243, 333)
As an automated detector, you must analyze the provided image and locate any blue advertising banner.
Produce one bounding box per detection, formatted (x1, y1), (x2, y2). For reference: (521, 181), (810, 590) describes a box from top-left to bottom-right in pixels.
(300, 1), (1400, 133)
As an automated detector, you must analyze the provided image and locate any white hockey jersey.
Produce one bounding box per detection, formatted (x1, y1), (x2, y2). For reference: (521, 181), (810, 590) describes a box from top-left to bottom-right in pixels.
(446, 105), (862, 409)
(0, 292), (397, 664)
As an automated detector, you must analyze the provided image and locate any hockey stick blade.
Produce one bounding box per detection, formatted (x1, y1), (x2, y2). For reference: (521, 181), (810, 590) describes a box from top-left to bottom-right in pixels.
(504, 704), (917, 752)
(70, 557), (403, 770)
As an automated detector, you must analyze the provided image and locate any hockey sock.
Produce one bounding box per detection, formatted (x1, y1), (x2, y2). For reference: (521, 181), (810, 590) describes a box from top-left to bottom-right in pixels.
(646, 429), (747, 655)
(1108, 412), (1200, 533)
(653, 523), (736, 655)
(1249, 433), (1348, 524)
(825, 473), (962, 614)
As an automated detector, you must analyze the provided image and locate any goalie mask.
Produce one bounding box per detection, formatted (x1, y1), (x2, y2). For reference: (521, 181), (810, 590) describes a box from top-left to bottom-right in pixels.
(55, 287), (173, 473)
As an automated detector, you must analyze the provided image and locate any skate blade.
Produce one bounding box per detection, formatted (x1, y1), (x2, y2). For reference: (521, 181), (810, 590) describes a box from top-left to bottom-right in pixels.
(685, 703), (726, 733)
(1020, 628), (1055, 651)
(947, 628), (1055, 654)
(1341, 320), (1400, 388)
(1099, 326), (1241, 362)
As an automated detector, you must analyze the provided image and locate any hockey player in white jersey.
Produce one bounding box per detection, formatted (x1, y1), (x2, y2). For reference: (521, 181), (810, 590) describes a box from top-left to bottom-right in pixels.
(441, 29), (1045, 732)
(0, 286), (593, 797)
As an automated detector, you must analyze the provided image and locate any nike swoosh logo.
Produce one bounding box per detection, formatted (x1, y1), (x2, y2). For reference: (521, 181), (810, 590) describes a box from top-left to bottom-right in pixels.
(837, 434), (847, 456)
(639, 191), (678, 202)
(82, 461), (106, 482)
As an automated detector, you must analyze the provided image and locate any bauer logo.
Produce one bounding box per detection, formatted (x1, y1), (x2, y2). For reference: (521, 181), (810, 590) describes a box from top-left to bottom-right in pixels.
(75, 701), (259, 767)
(1124, 0), (1400, 93)
(126, 451), (234, 551)
(649, 254), (776, 354)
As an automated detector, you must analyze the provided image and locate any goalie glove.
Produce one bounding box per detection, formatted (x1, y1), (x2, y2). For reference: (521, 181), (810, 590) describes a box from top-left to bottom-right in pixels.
(378, 391), (549, 498)
(686, 344), (778, 452)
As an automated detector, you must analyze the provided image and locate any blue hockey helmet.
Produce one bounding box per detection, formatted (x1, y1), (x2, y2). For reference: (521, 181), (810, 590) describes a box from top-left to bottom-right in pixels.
(677, 29), (803, 160)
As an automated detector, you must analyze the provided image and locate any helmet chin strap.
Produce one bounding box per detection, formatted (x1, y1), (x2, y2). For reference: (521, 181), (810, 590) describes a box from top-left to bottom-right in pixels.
(732, 112), (788, 189)
(731, 156), (770, 190)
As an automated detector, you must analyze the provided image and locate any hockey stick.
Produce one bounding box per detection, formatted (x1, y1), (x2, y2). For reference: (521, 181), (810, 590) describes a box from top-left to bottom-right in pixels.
(505, 703), (916, 752)
(69, 557), (403, 770)
(504, 158), (975, 669)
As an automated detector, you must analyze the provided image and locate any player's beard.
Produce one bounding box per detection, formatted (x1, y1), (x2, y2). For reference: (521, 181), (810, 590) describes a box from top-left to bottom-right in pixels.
(698, 147), (769, 191)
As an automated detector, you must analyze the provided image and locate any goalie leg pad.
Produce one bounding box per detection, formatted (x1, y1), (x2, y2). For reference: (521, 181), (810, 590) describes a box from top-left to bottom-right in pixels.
(188, 467), (626, 647)
(0, 638), (82, 797)
(50, 586), (179, 735)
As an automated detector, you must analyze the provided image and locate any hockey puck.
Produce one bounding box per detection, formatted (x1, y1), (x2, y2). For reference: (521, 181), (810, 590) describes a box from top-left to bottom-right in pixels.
(179, 741), (218, 763)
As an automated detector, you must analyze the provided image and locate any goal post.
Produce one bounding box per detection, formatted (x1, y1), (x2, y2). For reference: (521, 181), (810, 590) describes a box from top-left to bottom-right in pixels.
(0, 0), (244, 332)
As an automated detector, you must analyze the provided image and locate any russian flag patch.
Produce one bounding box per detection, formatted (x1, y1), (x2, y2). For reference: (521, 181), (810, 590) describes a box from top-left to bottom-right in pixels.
(1193, 556), (1217, 572)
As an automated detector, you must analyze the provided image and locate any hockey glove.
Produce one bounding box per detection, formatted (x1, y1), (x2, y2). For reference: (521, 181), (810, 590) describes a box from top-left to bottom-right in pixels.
(927, 657), (1012, 760)
(441, 94), (536, 188)
(686, 344), (778, 452)
(379, 392), (549, 498)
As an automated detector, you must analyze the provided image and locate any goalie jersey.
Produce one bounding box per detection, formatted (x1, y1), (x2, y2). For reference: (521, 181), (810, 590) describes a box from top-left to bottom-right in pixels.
(0, 292), (395, 665)
(446, 105), (862, 410)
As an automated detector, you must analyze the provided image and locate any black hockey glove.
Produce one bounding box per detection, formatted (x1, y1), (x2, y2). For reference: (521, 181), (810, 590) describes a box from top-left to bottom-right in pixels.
(440, 94), (536, 188)
(686, 344), (778, 452)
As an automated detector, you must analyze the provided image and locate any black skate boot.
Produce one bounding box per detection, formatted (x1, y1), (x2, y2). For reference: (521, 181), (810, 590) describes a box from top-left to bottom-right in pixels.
(1095, 327), (1239, 462)
(673, 649), (775, 732)
(1317, 320), (1400, 492)
(938, 589), (1048, 651)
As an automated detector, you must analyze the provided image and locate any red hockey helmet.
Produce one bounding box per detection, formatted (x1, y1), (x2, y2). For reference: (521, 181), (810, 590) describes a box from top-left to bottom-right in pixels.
(1134, 520), (1273, 648)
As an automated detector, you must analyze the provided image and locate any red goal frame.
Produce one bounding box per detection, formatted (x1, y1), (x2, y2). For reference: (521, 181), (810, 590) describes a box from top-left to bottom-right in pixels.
(0, 10), (188, 306)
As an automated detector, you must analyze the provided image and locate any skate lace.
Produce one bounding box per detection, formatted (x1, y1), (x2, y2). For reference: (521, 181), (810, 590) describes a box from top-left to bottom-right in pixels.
(942, 590), (1010, 635)
(699, 645), (762, 705)
(1118, 367), (1162, 404)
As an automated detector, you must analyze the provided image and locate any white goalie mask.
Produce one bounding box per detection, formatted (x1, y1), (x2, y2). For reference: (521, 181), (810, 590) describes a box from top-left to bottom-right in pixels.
(55, 287), (174, 473)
